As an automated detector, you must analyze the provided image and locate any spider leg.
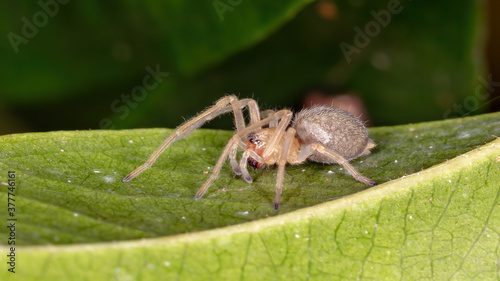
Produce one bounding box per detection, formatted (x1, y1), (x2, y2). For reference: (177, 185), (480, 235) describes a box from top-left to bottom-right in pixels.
(231, 98), (262, 137)
(262, 110), (293, 159)
(274, 127), (296, 210)
(229, 140), (247, 175)
(238, 99), (261, 126)
(227, 98), (261, 175)
(195, 137), (240, 199)
(275, 164), (285, 210)
(195, 110), (296, 199)
(260, 110), (278, 127)
(294, 143), (376, 186)
(124, 95), (254, 182)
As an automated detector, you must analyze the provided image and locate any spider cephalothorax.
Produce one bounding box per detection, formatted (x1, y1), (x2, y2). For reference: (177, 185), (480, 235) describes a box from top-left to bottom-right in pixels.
(124, 95), (375, 210)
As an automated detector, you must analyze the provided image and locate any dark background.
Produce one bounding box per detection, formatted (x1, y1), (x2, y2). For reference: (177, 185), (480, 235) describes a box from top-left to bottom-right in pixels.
(0, 0), (498, 135)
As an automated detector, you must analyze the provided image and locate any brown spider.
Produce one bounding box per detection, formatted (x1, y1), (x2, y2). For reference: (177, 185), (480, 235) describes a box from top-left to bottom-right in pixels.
(123, 95), (376, 210)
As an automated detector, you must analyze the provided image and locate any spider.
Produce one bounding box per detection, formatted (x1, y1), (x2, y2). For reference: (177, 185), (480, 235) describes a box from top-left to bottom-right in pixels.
(123, 95), (376, 210)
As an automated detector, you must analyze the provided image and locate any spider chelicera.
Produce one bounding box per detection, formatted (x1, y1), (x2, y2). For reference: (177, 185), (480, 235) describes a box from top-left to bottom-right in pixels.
(123, 95), (376, 210)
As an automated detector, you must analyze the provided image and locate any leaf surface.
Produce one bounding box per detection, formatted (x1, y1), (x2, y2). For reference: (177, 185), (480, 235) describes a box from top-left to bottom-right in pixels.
(0, 113), (499, 280)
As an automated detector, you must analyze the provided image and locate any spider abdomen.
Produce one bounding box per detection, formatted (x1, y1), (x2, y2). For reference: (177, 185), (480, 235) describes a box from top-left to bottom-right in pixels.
(293, 106), (371, 163)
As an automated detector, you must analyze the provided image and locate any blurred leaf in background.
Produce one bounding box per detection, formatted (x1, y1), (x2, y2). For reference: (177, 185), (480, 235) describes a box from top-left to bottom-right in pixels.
(0, 0), (489, 135)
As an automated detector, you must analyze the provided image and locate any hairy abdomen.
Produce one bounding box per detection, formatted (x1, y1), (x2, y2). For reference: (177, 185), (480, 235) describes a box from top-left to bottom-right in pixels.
(293, 106), (369, 163)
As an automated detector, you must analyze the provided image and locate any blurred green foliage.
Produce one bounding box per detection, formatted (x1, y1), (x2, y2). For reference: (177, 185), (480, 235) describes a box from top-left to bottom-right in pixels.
(0, 0), (486, 134)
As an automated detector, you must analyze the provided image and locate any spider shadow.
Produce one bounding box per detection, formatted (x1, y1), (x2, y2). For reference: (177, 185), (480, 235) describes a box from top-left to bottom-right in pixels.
(237, 167), (303, 210)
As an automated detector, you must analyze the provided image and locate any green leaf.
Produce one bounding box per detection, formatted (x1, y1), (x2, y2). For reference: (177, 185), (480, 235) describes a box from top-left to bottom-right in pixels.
(1, 112), (500, 279)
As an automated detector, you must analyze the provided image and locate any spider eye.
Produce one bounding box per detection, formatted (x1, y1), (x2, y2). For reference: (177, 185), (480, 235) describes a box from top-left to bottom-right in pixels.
(247, 133), (255, 142)
(248, 133), (260, 144)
